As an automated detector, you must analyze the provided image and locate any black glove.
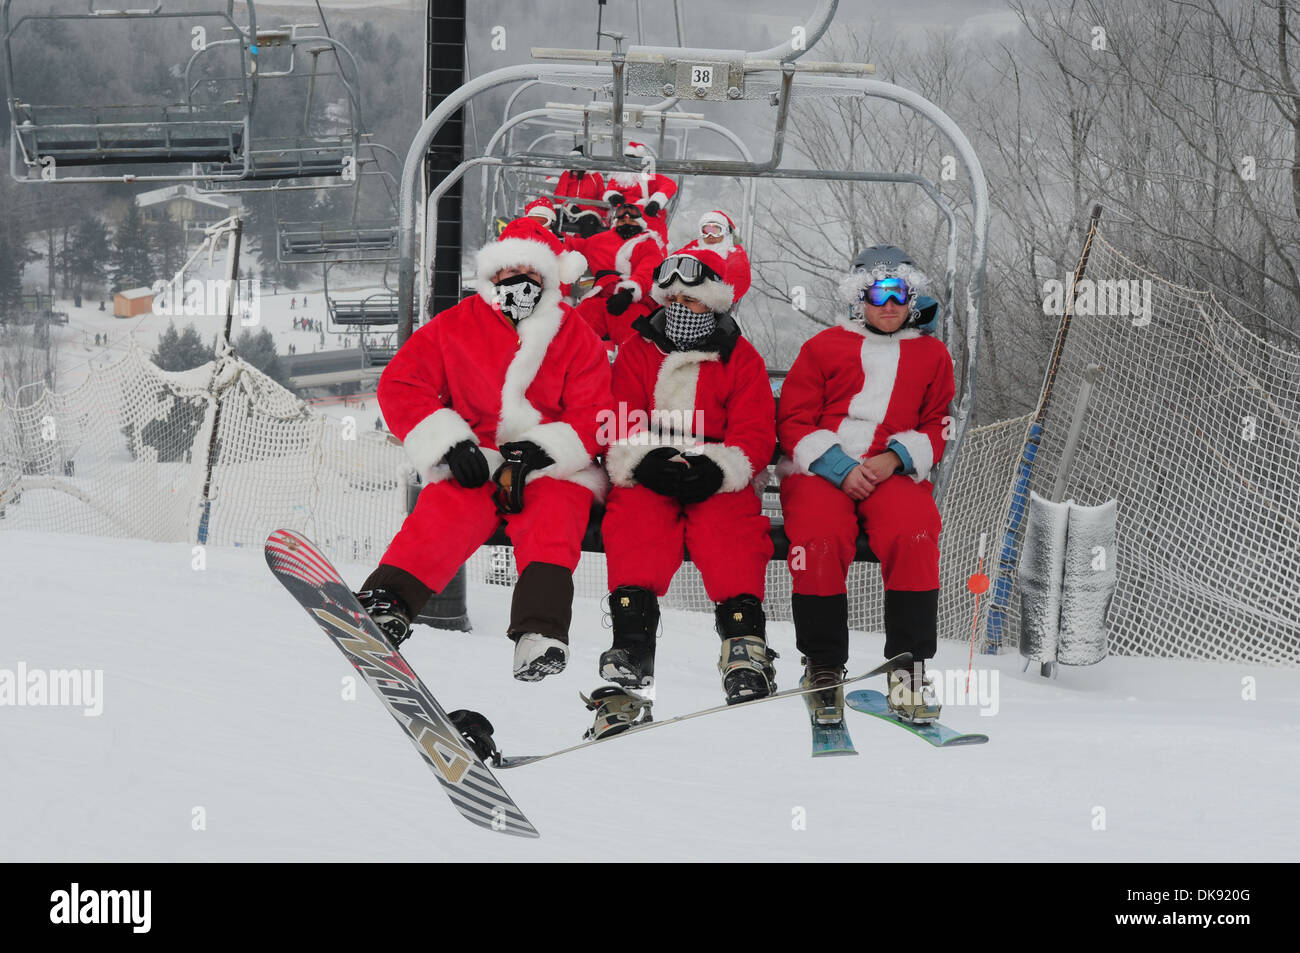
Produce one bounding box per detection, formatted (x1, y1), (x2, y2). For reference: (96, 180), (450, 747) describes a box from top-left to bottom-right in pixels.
(675, 454), (724, 504)
(492, 440), (556, 513)
(443, 439), (489, 488)
(632, 446), (686, 497)
(606, 288), (634, 315)
(643, 200), (662, 217)
(606, 192), (624, 207)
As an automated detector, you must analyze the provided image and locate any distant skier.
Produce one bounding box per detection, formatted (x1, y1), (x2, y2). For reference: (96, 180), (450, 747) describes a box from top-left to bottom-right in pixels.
(776, 246), (954, 724)
(353, 219), (611, 682)
(592, 248), (777, 736)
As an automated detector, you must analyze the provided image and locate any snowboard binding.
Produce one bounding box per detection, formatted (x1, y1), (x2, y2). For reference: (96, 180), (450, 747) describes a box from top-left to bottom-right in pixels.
(580, 686), (653, 741)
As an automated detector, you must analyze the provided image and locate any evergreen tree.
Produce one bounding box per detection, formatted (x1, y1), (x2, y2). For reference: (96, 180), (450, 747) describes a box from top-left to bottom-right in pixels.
(61, 215), (110, 299)
(153, 219), (187, 283)
(151, 321), (212, 372)
(231, 326), (289, 387)
(0, 234), (25, 317)
(109, 202), (154, 290)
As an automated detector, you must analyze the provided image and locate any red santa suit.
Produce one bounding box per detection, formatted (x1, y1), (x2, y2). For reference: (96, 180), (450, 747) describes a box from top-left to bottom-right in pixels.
(602, 252), (775, 602)
(602, 143), (677, 244)
(553, 168), (606, 212)
(680, 210), (752, 304)
(567, 224), (664, 350)
(375, 229), (610, 595)
(776, 313), (955, 597)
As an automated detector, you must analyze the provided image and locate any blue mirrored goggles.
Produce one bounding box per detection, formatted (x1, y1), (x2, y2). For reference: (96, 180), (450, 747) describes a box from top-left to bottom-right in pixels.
(862, 277), (910, 307)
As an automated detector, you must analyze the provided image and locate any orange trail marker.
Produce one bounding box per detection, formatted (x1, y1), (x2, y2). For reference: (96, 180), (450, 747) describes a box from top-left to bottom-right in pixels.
(965, 533), (988, 695)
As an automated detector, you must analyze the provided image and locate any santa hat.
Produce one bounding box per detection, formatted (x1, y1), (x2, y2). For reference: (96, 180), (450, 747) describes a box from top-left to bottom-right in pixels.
(476, 218), (587, 302)
(623, 141), (650, 159)
(524, 197), (556, 226)
(649, 247), (735, 314)
(698, 210), (736, 235)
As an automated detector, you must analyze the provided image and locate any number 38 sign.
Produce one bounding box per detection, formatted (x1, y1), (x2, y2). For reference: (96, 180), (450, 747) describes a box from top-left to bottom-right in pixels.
(690, 65), (714, 87)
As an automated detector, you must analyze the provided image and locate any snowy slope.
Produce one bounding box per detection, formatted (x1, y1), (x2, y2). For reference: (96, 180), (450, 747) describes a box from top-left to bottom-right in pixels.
(1, 531), (1296, 861)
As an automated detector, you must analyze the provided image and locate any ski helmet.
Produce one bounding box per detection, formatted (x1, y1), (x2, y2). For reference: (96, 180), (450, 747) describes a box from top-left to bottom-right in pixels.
(840, 245), (931, 330)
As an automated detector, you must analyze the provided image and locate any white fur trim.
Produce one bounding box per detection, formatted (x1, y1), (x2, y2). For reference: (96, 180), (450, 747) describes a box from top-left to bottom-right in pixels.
(650, 276), (734, 313)
(836, 418), (879, 462)
(840, 335), (900, 463)
(557, 250), (587, 285)
(495, 292), (565, 444)
(614, 230), (658, 277)
(653, 350), (718, 418)
(605, 441), (660, 488)
(516, 421), (592, 477)
(889, 428), (936, 483)
(401, 408), (476, 484)
(475, 238), (561, 303)
(688, 443), (753, 493)
(644, 190), (668, 208)
(607, 171), (642, 190)
(698, 210), (732, 233)
(791, 429), (839, 475)
(614, 279), (642, 302)
(834, 312), (924, 339)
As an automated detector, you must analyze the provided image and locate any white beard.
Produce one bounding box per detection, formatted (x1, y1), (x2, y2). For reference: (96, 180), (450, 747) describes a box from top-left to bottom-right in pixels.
(609, 171), (642, 189)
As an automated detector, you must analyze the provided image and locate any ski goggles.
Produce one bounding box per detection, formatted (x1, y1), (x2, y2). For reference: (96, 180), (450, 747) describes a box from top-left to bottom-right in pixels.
(654, 255), (721, 288)
(613, 204), (643, 220)
(700, 222), (725, 236)
(863, 277), (910, 307)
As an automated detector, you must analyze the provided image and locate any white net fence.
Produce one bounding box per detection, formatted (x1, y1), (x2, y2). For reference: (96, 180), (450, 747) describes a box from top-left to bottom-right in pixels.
(0, 348), (409, 562)
(978, 236), (1300, 665)
(3, 232), (1296, 664)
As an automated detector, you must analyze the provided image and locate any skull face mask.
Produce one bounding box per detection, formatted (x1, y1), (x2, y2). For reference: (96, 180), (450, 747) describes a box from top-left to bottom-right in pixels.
(493, 273), (543, 323)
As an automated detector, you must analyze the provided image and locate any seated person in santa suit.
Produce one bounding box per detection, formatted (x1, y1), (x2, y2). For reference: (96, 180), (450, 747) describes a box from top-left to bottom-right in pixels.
(590, 248), (777, 736)
(602, 141), (676, 244)
(776, 245), (954, 725)
(566, 202), (665, 351)
(679, 209), (751, 303)
(353, 218), (611, 683)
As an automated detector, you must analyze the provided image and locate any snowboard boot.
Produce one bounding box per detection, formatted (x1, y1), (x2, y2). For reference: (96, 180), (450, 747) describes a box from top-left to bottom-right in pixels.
(800, 660), (846, 726)
(599, 586), (660, 688)
(447, 709), (499, 764)
(355, 588), (413, 648)
(512, 632), (569, 682)
(887, 662), (941, 724)
(715, 594), (778, 705)
(581, 685), (652, 740)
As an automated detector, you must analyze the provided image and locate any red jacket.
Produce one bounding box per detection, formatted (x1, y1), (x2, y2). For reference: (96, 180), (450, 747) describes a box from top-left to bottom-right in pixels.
(604, 312), (775, 495)
(554, 169), (606, 212)
(379, 287), (613, 499)
(776, 320), (954, 484)
(567, 227), (664, 303)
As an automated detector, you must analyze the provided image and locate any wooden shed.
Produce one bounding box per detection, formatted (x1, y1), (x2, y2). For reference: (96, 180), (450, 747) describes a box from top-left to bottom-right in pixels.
(114, 287), (155, 318)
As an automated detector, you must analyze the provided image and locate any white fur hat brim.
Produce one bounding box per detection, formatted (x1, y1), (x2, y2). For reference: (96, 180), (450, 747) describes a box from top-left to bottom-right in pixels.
(650, 275), (735, 313)
(475, 238), (587, 299)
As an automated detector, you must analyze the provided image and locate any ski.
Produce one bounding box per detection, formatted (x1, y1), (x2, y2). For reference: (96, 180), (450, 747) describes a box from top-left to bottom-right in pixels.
(809, 719), (857, 756)
(845, 689), (990, 747)
(495, 653), (911, 768)
(264, 529), (540, 838)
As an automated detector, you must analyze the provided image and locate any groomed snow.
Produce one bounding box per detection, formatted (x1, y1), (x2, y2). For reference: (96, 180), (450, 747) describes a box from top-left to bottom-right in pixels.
(1, 530), (1296, 861)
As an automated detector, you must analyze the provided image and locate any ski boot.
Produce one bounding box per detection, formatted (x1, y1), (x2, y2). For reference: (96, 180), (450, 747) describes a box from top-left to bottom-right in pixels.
(715, 594), (778, 705)
(887, 663), (941, 724)
(447, 709), (499, 764)
(581, 685), (652, 740)
(800, 661), (846, 726)
(512, 632), (568, 682)
(355, 588), (412, 648)
(599, 586), (659, 688)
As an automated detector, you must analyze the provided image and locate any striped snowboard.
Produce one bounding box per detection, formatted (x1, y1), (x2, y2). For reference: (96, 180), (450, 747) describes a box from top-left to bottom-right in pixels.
(265, 529), (539, 838)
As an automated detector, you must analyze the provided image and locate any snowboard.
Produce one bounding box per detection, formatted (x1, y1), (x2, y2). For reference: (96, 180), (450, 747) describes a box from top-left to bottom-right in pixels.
(264, 529), (540, 838)
(845, 689), (990, 747)
(495, 653), (911, 768)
